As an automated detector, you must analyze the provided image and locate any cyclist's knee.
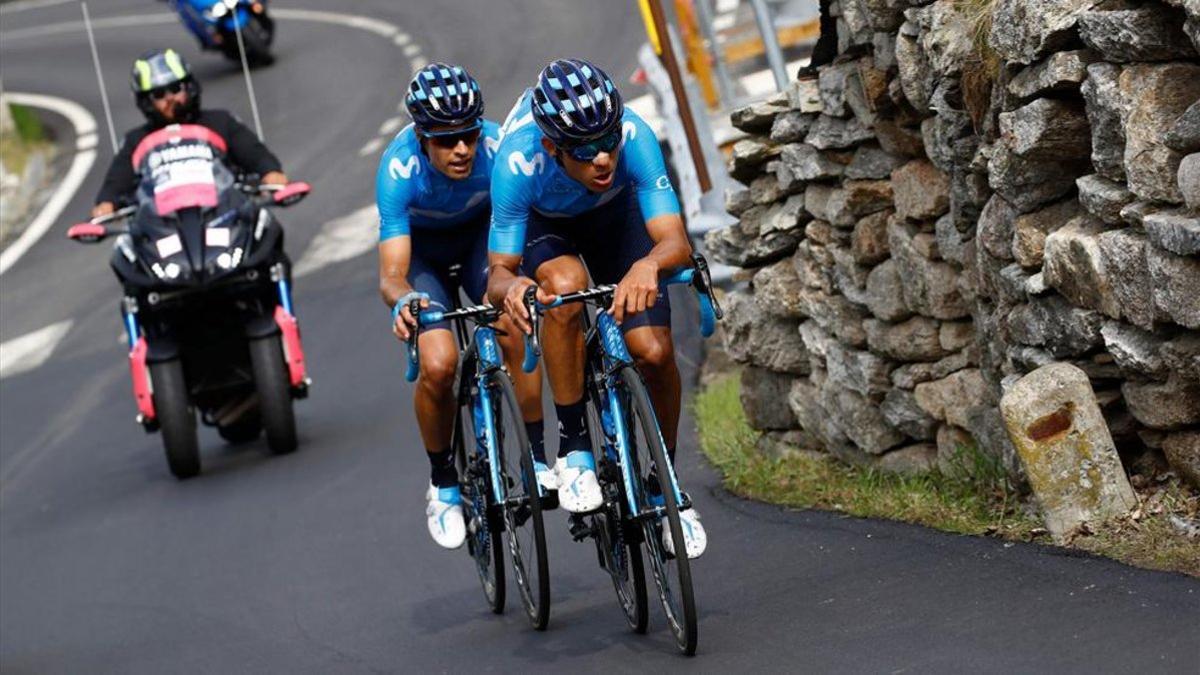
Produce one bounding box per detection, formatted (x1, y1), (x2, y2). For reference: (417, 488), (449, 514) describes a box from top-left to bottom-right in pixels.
(629, 330), (675, 373)
(420, 354), (457, 390)
(537, 258), (587, 297)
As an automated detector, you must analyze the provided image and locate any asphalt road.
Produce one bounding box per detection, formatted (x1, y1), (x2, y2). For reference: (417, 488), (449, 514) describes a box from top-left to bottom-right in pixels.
(1, 2), (1197, 673)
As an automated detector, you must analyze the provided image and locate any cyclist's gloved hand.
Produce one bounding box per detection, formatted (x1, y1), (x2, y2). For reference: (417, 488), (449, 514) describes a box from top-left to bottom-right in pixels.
(392, 291), (430, 342)
(610, 258), (659, 325)
(503, 277), (556, 335)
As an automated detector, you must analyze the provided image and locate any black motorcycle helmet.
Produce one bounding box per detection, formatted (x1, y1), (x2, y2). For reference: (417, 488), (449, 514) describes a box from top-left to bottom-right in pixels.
(131, 48), (201, 125)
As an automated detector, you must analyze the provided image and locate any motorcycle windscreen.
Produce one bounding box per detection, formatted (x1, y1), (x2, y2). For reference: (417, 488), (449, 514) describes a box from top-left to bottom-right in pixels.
(131, 124), (228, 217)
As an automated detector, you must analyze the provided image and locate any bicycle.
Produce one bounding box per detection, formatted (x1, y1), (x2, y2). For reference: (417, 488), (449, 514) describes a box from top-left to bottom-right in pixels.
(521, 252), (721, 655)
(403, 274), (550, 630)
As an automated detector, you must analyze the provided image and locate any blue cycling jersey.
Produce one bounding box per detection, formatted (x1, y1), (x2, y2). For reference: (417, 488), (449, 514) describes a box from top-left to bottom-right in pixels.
(375, 119), (502, 240)
(488, 90), (681, 256)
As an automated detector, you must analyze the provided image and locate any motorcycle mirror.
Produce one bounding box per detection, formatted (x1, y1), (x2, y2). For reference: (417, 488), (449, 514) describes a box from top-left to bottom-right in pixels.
(66, 222), (109, 243)
(273, 182), (312, 206)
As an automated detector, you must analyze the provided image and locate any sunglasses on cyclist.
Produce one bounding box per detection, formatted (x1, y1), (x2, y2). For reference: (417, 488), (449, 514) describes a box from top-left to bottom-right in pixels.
(419, 122), (483, 149)
(563, 129), (622, 162)
(148, 82), (186, 101)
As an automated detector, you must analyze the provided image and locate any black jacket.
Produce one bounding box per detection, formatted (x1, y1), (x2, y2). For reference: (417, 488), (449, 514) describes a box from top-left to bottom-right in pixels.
(95, 109), (282, 205)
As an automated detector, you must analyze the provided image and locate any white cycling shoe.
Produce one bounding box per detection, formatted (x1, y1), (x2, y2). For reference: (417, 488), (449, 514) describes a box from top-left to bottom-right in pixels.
(534, 460), (558, 493)
(554, 451), (603, 513)
(425, 483), (466, 549)
(662, 505), (707, 560)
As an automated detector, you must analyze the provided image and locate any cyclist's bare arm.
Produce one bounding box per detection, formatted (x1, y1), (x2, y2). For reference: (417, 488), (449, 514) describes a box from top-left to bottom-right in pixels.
(611, 213), (693, 324)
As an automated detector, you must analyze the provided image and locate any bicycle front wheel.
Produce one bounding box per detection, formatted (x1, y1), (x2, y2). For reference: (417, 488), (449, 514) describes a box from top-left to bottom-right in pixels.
(617, 365), (698, 655)
(458, 399), (505, 615)
(489, 371), (551, 630)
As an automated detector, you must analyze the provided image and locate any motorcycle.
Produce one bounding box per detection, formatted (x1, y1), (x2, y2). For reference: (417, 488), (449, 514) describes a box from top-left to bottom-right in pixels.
(67, 122), (310, 479)
(165, 0), (275, 66)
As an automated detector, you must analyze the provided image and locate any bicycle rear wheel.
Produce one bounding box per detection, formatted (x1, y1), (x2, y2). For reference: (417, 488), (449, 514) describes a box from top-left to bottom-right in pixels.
(488, 371), (551, 630)
(616, 365), (698, 655)
(458, 398), (505, 614)
(586, 386), (648, 633)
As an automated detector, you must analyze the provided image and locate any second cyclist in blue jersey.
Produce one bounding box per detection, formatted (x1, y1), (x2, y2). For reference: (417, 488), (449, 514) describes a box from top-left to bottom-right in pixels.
(488, 59), (706, 558)
(378, 63), (546, 550)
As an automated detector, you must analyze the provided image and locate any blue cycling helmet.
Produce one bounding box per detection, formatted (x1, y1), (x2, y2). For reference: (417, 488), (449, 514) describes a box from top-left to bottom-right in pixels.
(531, 59), (624, 146)
(404, 63), (484, 131)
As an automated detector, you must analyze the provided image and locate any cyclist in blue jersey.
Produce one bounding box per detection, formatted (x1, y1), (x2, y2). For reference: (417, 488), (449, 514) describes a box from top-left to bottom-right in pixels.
(378, 63), (547, 550)
(487, 59), (706, 558)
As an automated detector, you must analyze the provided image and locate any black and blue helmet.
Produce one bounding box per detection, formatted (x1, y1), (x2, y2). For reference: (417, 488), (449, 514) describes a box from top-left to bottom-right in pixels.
(531, 59), (623, 146)
(404, 63), (484, 131)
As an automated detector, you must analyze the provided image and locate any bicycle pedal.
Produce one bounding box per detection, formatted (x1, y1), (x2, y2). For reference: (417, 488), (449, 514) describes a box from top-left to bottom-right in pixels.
(567, 514), (594, 542)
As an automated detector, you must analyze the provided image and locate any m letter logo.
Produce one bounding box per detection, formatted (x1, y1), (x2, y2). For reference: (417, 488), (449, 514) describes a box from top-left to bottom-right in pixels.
(389, 155), (420, 180)
(508, 151), (545, 176)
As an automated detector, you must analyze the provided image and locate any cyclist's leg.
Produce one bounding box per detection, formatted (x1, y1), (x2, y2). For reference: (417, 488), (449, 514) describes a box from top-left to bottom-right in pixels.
(574, 193), (680, 455)
(523, 217), (600, 511)
(407, 254), (461, 483)
(461, 217), (550, 473)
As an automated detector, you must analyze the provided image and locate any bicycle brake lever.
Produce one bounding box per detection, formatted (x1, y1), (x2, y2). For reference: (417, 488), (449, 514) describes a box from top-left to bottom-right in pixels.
(404, 298), (423, 382)
(522, 285), (541, 373)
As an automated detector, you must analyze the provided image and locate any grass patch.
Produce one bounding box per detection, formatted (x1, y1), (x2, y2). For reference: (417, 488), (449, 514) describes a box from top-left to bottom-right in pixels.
(0, 103), (51, 179)
(694, 372), (1200, 576)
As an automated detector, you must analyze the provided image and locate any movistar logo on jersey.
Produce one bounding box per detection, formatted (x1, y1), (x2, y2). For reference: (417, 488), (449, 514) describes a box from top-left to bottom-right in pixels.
(623, 120), (637, 142)
(389, 155), (421, 180)
(508, 150), (545, 177)
(484, 136), (500, 159)
(655, 175), (671, 190)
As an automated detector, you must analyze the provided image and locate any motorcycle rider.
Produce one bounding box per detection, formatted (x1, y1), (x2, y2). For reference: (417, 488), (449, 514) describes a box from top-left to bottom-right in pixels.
(378, 63), (546, 550)
(91, 48), (287, 219)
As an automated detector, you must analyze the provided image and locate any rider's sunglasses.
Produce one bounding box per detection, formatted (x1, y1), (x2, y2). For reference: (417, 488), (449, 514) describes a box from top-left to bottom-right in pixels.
(148, 82), (185, 101)
(420, 121), (483, 149)
(563, 129), (622, 162)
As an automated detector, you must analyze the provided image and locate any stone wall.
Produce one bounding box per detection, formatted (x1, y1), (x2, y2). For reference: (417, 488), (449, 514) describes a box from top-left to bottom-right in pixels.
(709, 0), (1200, 484)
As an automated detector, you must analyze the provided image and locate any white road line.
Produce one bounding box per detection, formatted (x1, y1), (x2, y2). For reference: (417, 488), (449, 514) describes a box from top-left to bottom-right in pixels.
(0, 93), (98, 276)
(357, 136), (386, 158)
(0, 0), (75, 14)
(378, 116), (405, 136)
(293, 205), (379, 277)
(0, 320), (73, 380)
(0, 10), (422, 277)
(393, 32), (411, 46)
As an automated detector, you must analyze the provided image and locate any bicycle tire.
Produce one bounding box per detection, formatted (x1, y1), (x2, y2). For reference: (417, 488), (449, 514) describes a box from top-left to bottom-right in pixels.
(488, 371), (551, 630)
(585, 383), (648, 633)
(617, 365), (698, 655)
(457, 398), (505, 614)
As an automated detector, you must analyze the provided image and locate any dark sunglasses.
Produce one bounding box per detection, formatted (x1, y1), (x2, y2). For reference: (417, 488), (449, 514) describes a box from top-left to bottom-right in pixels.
(564, 129), (622, 162)
(149, 82), (185, 101)
(420, 125), (482, 149)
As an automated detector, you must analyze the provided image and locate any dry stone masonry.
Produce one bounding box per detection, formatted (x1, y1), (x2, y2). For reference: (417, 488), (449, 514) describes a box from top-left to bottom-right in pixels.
(710, 0), (1200, 487)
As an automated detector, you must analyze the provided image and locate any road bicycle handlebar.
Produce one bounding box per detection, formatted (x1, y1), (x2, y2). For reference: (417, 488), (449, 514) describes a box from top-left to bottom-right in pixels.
(403, 302), (502, 382)
(521, 252), (723, 373)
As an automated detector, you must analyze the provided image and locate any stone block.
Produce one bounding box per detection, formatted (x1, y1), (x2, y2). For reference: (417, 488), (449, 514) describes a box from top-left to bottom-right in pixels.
(805, 114), (875, 150)
(1147, 243), (1200, 329)
(877, 443), (939, 474)
(1119, 63), (1200, 203)
(1006, 295), (1105, 357)
(1177, 153), (1200, 211)
(1100, 321), (1166, 378)
(1162, 431), (1200, 489)
(882, 388), (939, 440)
(825, 341), (894, 397)
(741, 367), (800, 431)
(1076, 174), (1134, 225)
(1000, 362), (1137, 541)
(1043, 216), (1121, 318)
(1095, 228), (1164, 331)
(865, 259), (914, 322)
(914, 368), (987, 428)
(752, 259), (805, 320)
(845, 143), (905, 180)
(770, 111), (816, 144)
(1012, 198), (1083, 269)
(1145, 212), (1200, 256)
(731, 95), (791, 133)
(892, 159), (950, 221)
(1122, 375), (1200, 430)
(721, 291), (811, 374)
(1008, 49), (1096, 100)
(851, 209), (892, 265)
(1078, 5), (1197, 62)
(866, 316), (949, 362)
(1081, 62), (1127, 182)
(891, 350), (974, 389)
(820, 380), (907, 454)
(1164, 101), (1200, 154)
(989, 0), (1103, 65)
